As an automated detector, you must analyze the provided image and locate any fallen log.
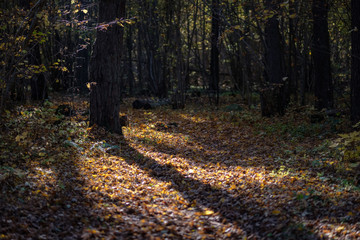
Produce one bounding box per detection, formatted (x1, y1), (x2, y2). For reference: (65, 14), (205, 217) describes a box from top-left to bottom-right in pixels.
(132, 99), (171, 110)
(132, 100), (152, 110)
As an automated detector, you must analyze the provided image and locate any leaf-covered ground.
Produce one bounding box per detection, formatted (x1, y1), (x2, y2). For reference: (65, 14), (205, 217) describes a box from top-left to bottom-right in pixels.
(1, 95), (359, 239)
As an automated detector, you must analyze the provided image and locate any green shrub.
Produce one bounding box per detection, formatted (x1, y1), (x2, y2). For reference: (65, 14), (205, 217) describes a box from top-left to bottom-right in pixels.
(330, 126), (360, 164)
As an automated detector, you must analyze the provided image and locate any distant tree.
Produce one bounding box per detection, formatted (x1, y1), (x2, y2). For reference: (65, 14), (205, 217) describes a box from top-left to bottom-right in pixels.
(31, 44), (48, 100)
(137, 0), (166, 98)
(351, 0), (360, 123)
(0, 0), (48, 106)
(172, 0), (186, 109)
(312, 0), (333, 110)
(209, 0), (220, 105)
(74, 0), (92, 93)
(261, 0), (286, 117)
(125, 24), (135, 96)
(89, 0), (126, 134)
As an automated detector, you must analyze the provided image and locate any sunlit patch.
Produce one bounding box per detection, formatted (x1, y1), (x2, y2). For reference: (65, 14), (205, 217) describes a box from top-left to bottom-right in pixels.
(2, 97), (360, 239)
(178, 113), (207, 123)
(27, 167), (57, 197)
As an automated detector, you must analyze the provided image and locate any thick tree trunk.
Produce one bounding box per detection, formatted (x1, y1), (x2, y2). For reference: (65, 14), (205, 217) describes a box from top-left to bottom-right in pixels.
(351, 0), (360, 123)
(261, 0), (286, 117)
(312, 0), (333, 110)
(89, 0), (126, 134)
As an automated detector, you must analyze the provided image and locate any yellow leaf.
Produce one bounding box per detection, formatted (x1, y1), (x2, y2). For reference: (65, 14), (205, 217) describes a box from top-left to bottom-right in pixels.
(89, 228), (99, 234)
(336, 226), (345, 232)
(203, 210), (214, 215)
(229, 184), (237, 190)
(289, 13), (297, 19)
(15, 135), (21, 142)
(272, 209), (281, 215)
(39, 152), (46, 157)
(41, 192), (49, 197)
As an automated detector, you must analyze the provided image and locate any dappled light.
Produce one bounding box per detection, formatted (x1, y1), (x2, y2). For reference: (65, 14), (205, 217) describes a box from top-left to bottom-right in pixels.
(1, 96), (359, 239)
(1, 0), (360, 238)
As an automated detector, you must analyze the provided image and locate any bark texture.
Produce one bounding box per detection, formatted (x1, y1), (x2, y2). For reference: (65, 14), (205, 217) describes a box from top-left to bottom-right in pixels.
(351, 0), (360, 123)
(312, 0), (333, 110)
(210, 0), (220, 105)
(261, 0), (286, 117)
(89, 0), (126, 134)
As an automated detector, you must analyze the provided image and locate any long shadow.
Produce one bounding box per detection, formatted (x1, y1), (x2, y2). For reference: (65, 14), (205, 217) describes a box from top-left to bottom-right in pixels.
(133, 128), (261, 170)
(137, 126), (360, 223)
(0, 116), (100, 239)
(114, 134), (322, 239)
(145, 112), (359, 196)
(143, 114), (281, 169)
(0, 144), (92, 239)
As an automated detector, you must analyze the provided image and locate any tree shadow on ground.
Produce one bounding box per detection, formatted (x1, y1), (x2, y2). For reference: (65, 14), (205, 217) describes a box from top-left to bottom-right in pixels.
(0, 110), (104, 239)
(138, 109), (360, 195)
(112, 134), (324, 239)
(0, 145), (95, 239)
(145, 112), (282, 167)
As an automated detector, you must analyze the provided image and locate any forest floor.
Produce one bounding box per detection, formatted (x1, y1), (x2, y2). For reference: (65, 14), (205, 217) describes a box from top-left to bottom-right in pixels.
(0, 94), (359, 239)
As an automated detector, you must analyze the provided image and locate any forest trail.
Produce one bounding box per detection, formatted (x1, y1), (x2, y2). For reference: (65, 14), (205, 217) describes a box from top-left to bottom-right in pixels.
(1, 96), (359, 239)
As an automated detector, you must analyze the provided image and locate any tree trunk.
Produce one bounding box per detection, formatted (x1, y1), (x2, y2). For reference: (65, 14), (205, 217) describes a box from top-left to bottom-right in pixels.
(89, 0), (126, 134)
(29, 5), (47, 101)
(126, 24), (135, 96)
(210, 0), (220, 105)
(312, 0), (333, 110)
(288, 0), (297, 102)
(351, 0), (360, 123)
(173, 25), (185, 109)
(75, 0), (90, 93)
(139, 0), (166, 98)
(136, 22), (144, 92)
(75, 40), (90, 93)
(261, 0), (286, 117)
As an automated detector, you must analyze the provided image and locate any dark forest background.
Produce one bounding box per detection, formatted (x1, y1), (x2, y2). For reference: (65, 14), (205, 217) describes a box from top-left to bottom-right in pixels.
(0, 0), (359, 129)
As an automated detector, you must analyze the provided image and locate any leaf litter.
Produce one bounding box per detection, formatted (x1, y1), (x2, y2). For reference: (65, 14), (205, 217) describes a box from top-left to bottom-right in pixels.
(0, 96), (359, 239)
